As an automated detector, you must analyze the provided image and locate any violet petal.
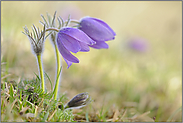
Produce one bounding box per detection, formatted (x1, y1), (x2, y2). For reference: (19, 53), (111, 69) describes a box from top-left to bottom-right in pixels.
(92, 17), (116, 36)
(59, 33), (81, 53)
(60, 27), (96, 45)
(57, 37), (79, 63)
(63, 57), (73, 69)
(89, 41), (109, 49)
(79, 17), (116, 42)
(78, 42), (90, 52)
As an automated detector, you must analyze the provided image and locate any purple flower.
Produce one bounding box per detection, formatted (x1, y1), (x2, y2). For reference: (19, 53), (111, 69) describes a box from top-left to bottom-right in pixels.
(78, 17), (116, 49)
(57, 27), (95, 68)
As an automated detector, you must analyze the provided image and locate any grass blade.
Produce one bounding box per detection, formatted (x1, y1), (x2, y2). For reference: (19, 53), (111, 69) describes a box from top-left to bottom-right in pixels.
(44, 72), (53, 92)
(85, 112), (89, 122)
(9, 83), (14, 103)
(34, 72), (40, 81)
(43, 110), (49, 122)
(19, 90), (23, 111)
(167, 107), (182, 122)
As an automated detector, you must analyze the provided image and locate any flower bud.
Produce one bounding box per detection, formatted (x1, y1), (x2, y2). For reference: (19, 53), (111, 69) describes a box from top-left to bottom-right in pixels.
(64, 92), (91, 110)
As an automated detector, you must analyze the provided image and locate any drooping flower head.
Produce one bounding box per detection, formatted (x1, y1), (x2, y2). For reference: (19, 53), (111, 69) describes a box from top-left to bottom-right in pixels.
(78, 17), (116, 49)
(56, 27), (96, 68)
(56, 16), (116, 68)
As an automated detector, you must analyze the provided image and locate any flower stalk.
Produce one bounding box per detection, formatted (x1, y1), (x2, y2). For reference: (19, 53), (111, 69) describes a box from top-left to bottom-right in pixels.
(22, 25), (46, 93)
(40, 12), (64, 100)
(46, 28), (59, 32)
(51, 34), (62, 100)
(36, 54), (45, 92)
(54, 47), (62, 100)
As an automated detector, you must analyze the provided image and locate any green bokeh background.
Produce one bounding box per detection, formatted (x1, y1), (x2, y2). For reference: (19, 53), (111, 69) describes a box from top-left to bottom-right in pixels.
(1, 1), (182, 121)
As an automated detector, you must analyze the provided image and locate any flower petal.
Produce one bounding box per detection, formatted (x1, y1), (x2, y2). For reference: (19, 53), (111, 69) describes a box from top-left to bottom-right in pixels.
(60, 27), (95, 45)
(89, 41), (109, 49)
(63, 57), (73, 69)
(78, 42), (90, 52)
(59, 33), (81, 53)
(92, 18), (116, 36)
(57, 37), (79, 63)
(79, 17), (116, 42)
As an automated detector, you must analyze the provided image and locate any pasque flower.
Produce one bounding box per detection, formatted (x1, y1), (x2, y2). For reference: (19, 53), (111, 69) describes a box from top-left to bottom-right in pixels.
(78, 17), (116, 49)
(57, 27), (96, 68)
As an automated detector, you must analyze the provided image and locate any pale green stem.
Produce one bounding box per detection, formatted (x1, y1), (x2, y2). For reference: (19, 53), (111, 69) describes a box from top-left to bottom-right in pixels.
(53, 44), (62, 100)
(37, 54), (45, 92)
(46, 28), (59, 32)
(70, 20), (80, 24)
(45, 28), (62, 100)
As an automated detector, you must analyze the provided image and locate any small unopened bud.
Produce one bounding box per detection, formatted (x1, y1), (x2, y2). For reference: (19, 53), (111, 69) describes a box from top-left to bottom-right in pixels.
(63, 92), (91, 110)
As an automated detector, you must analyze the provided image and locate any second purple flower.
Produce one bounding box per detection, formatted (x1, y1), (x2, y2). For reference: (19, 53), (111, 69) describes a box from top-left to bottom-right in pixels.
(78, 17), (116, 49)
(57, 27), (96, 68)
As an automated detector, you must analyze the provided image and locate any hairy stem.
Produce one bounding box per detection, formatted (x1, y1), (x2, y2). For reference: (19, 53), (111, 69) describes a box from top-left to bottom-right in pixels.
(46, 28), (59, 32)
(37, 54), (45, 92)
(70, 20), (80, 24)
(53, 44), (62, 100)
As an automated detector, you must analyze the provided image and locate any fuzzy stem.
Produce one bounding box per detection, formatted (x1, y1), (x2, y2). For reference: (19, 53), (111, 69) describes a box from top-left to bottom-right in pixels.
(70, 20), (80, 24)
(46, 28), (59, 32)
(45, 27), (62, 100)
(53, 44), (62, 100)
(37, 54), (45, 92)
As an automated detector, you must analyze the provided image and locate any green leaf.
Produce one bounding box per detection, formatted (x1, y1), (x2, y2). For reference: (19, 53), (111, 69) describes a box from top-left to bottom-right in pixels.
(19, 90), (22, 111)
(45, 31), (52, 39)
(32, 25), (39, 40)
(167, 107), (182, 122)
(41, 14), (48, 27)
(51, 11), (57, 27)
(44, 72), (53, 92)
(34, 72), (40, 81)
(58, 16), (64, 28)
(46, 12), (51, 26)
(43, 110), (49, 121)
(23, 95), (29, 107)
(57, 17), (61, 29)
(85, 112), (89, 122)
(65, 14), (71, 27)
(2, 82), (5, 90)
(9, 83), (14, 103)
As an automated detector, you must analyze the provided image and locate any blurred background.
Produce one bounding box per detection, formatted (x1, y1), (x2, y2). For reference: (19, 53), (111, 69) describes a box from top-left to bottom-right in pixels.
(1, 1), (182, 121)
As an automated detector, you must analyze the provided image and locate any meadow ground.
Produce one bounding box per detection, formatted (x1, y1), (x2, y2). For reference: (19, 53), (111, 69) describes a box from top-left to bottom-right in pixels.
(1, 1), (182, 122)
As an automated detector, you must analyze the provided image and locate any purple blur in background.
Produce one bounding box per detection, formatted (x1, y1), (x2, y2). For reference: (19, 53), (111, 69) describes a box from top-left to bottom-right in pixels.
(127, 37), (148, 52)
